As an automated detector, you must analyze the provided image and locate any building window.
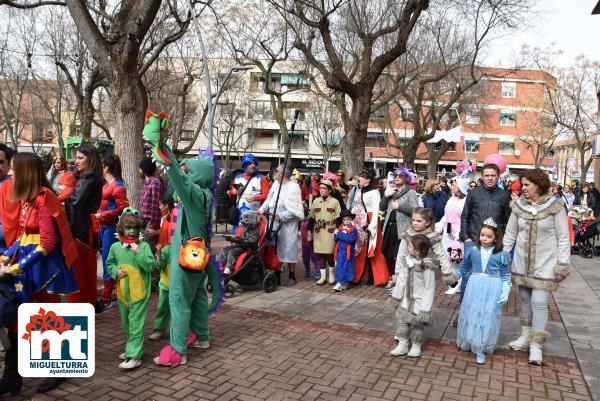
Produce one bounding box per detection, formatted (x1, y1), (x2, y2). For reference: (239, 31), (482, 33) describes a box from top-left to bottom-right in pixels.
(400, 105), (414, 121)
(281, 73), (311, 91)
(248, 100), (272, 120)
(290, 131), (308, 150)
(501, 81), (516, 98)
(283, 102), (307, 121)
(366, 132), (385, 148)
(370, 104), (389, 120)
(500, 111), (516, 127)
(465, 140), (480, 153)
(498, 141), (515, 155)
(180, 129), (194, 141)
(465, 112), (480, 125)
(433, 141), (456, 152)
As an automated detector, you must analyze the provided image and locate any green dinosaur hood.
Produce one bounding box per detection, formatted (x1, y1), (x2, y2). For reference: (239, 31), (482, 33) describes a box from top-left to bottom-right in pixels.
(181, 157), (214, 188)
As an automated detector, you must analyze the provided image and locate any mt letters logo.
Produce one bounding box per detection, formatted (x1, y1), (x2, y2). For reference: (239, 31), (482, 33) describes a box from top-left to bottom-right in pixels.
(18, 303), (95, 377)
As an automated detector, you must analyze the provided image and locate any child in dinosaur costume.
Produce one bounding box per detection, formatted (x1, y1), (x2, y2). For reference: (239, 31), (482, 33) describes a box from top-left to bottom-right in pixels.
(107, 207), (156, 370)
(143, 111), (224, 368)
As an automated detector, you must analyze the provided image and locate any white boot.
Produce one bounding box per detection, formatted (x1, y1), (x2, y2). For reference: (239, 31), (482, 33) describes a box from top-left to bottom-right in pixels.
(333, 282), (343, 292)
(509, 326), (531, 351)
(529, 343), (543, 365)
(390, 339), (409, 356)
(528, 330), (549, 365)
(328, 267), (336, 285)
(407, 343), (422, 358)
(316, 269), (327, 285)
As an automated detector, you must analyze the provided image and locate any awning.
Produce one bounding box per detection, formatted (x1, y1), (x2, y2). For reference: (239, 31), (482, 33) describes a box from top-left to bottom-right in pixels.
(281, 73), (310, 85)
(426, 126), (462, 143)
(289, 130), (308, 137)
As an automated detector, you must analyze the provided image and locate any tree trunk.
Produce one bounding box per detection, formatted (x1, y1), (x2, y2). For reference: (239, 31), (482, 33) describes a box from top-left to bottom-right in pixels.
(81, 92), (94, 138)
(340, 93), (372, 177)
(402, 142), (418, 170)
(111, 73), (147, 208)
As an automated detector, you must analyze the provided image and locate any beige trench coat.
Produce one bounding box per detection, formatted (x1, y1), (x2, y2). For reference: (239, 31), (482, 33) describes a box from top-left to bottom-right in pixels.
(309, 196), (341, 254)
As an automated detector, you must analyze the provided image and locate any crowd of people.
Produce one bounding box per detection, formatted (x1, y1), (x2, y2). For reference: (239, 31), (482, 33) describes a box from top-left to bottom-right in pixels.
(0, 135), (576, 394)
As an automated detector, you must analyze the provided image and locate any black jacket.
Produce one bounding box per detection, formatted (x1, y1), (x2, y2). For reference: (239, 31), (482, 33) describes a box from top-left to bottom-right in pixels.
(459, 185), (511, 242)
(66, 171), (103, 244)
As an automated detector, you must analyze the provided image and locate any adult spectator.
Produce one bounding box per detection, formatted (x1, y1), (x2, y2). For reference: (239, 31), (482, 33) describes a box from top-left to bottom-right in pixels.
(139, 157), (163, 247)
(380, 168), (419, 281)
(348, 168), (388, 286)
(572, 180), (581, 205)
(336, 170), (350, 195)
(468, 181), (477, 191)
(421, 179), (448, 222)
(229, 154), (269, 230)
(552, 185), (563, 200)
(0, 152), (79, 395)
(589, 182), (600, 216)
(321, 171), (347, 210)
(95, 155), (129, 311)
(0, 144), (18, 254)
(308, 179), (342, 285)
(215, 169), (235, 225)
(580, 183), (596, 213)
(46, 156), (67, 193)
(459, 163), (511, 297)
(504, 169), (570, 365)
(65, 144), (103, 309)
(260, 166), (304, 285)
(439, 176), (451, 197)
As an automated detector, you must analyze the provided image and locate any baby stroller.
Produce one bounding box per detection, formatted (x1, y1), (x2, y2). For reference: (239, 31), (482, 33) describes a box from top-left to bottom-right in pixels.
(570, 207), (600, 258)
(210, 212), (280, 297)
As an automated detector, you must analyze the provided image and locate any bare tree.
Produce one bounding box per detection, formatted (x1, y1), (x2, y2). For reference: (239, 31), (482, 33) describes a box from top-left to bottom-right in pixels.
(307, 94), (342, 170)
(526, 45), (600, 180)
(263, 0), (432, 177)
(0, 0), (205, 204)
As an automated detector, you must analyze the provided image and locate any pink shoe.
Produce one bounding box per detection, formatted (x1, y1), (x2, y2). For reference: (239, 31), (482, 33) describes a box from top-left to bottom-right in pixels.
(153, 345), (187, 367)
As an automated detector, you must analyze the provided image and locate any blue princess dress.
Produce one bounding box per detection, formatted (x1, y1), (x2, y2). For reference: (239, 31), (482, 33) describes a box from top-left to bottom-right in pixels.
(456, 246), (511, 358)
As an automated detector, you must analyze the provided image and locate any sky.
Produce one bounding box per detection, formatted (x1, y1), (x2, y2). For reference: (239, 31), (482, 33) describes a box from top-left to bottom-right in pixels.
(486, 0), (600, 67)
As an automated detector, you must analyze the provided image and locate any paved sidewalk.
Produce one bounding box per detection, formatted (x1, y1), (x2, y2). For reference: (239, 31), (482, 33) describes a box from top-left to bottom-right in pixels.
(553, 255), (600, 400)
(4, 305), (592, 401)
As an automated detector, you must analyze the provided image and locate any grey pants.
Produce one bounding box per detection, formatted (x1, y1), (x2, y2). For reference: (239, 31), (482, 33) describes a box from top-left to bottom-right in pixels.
(395, 320), (425, 345)
(518, 285), (549, 332)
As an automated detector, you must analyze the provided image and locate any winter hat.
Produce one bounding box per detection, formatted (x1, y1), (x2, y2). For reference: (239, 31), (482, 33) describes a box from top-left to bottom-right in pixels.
(456, 177), (470, 196)
(139, 157), (157, 177)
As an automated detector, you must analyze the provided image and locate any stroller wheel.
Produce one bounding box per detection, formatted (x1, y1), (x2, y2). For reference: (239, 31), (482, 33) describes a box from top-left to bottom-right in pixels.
(225, 284), (236, 298)
(206, 282), (213, 293)
(583, 248), (594, 259)
(571, 246), (579, 255)
(263, 272), (277, 293)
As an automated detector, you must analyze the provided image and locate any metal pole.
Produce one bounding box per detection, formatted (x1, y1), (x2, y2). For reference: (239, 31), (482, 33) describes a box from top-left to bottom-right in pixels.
(186, 0), (214, 150)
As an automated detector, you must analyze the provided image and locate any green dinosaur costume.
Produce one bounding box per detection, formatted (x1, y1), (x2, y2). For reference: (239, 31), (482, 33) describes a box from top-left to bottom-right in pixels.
(143, 112), (224, 365)
(154, 246), (170, 332)
(107, 240), (156, 360)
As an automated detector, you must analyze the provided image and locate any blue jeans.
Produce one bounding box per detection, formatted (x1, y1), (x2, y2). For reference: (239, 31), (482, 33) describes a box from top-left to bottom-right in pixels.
(460, 240), (475, 303)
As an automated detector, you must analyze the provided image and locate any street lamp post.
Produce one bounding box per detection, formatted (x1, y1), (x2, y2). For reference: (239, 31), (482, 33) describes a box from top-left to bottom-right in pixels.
(208, 65), (253, 150)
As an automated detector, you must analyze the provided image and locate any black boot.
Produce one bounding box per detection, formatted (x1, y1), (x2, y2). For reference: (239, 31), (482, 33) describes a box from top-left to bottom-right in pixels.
(0, 332), (23, 396)
(37, 377), (65, 393)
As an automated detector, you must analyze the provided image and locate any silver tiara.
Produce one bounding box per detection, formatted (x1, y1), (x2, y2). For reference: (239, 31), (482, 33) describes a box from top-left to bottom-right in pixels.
(483, 217), (498, 228)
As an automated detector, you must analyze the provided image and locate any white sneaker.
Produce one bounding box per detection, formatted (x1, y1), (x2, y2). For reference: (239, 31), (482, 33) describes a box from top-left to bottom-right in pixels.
(118, 353), (125, 360)
(390, 339), (409, 356)
(223, 267), (231, 275)
(119, 359), (142, 369)
(407, 344), (422, 358)
(189, 339), (210, 349)
(476, 353), (486, 364)
(333, 283), (343, 292)
(149, 330), (164, 341)
(445, 286), (458, 295)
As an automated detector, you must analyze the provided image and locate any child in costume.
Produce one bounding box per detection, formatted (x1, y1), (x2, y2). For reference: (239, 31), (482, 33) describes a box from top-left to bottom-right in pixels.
(390, 208), (456, 358)
(219, 210), (262, 275)
(143, 111), (224, 368)
(150, 194), (175, 341)
(333, 210), (357, 291)
(107, 207), (156, 369)
(456, 218), (511, 364)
